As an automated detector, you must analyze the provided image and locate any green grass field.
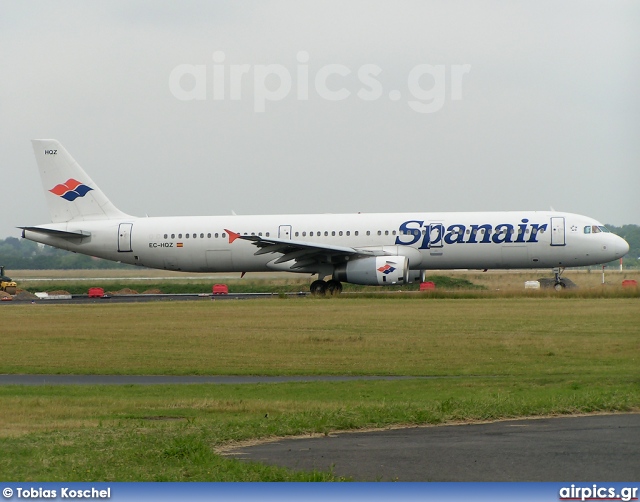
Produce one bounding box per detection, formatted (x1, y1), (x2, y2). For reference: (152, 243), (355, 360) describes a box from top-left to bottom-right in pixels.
(0, 295), (638, 480)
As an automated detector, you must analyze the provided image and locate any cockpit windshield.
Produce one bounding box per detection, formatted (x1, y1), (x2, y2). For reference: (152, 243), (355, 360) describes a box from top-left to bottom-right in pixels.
(584, 225), (610, 234)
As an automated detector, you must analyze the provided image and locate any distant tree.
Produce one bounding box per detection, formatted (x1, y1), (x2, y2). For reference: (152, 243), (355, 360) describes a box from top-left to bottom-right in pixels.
(605, 224), (640, 269)
(0, 238), (136, 270)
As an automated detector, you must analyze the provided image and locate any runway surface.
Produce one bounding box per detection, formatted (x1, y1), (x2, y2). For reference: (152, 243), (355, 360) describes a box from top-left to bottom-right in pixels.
(0, 292), (305, 304)
(0, 374), (424, 385)
(226, 414), (640, 481)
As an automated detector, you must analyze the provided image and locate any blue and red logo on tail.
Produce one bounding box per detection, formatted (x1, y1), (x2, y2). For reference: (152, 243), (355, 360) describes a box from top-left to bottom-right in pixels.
(49, 179), (93, 201)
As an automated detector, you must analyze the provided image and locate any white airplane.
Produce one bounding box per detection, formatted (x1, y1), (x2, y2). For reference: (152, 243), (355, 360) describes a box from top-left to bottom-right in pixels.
(21, 139), (629, 294)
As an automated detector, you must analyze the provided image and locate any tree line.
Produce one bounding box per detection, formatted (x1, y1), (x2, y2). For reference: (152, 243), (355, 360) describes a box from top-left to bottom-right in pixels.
(0, 237), (134, 270)
(0, 224), (638, 270)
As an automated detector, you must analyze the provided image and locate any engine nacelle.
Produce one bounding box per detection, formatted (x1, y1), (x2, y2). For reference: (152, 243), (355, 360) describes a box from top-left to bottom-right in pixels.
(333, 256), (409, 286)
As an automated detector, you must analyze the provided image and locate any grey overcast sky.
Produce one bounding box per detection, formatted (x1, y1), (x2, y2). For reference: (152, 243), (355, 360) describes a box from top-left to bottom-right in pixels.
(1, 1), (638, 239)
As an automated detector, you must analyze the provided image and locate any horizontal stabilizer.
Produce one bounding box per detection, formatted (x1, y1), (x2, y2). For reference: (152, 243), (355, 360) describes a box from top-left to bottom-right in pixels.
(19, 226), (91, 239)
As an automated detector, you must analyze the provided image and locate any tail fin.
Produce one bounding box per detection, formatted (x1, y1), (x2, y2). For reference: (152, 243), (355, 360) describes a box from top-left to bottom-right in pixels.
(31, 139), (130, 222)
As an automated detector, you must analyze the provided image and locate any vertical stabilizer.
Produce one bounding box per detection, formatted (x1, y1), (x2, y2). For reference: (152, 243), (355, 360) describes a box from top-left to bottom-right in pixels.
(31, 139), (130, 222)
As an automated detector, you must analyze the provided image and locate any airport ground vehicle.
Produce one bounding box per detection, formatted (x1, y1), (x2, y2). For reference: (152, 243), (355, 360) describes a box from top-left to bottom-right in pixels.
(0, 266), (17, 295)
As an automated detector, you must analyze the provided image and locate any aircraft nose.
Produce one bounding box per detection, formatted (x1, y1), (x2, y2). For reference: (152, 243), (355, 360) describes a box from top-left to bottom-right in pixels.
(617, 236), (630, 257)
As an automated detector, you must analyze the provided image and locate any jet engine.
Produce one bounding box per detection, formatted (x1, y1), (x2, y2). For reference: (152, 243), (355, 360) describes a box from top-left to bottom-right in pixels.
(333, 256), (409, 286)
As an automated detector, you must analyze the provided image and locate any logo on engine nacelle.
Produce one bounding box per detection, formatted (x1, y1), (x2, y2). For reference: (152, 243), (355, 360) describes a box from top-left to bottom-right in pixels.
(377, 264), (396, 274)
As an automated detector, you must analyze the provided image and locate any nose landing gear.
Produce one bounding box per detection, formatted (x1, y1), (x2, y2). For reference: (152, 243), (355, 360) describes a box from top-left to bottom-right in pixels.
(553, 267), (566, 290)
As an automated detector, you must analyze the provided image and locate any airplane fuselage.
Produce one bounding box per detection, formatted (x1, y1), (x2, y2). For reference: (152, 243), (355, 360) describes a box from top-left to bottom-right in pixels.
(23, 210), (627, 275)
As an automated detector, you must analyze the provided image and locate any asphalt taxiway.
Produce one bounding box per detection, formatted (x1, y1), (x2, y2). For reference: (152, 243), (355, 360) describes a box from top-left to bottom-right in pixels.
(0, 374), (421, 385)
(226, 413), (640, 481)
(0, 292), (306, 304)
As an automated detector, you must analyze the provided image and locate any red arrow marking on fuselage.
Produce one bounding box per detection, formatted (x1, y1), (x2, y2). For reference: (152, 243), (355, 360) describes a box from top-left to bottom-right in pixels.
(225, 229), (241, 244)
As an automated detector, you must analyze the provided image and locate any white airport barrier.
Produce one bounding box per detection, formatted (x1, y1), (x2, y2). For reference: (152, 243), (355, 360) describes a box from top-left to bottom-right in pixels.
(524, 281), (540, 289)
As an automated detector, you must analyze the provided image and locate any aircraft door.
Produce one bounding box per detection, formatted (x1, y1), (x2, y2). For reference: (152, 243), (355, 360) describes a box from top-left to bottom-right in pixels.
(118, 223), (133, 252)
(550, 217), (565, 246)
(429, 223), (444, 248)
(278, 225), (292, 240)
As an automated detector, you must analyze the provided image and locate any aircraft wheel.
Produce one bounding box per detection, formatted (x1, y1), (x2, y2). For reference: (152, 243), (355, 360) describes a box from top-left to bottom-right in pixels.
(326, 280), (343, 295)
(554, 281), (566, 291)
(4, 286), (16, 295)
(310, 280), (327, 296)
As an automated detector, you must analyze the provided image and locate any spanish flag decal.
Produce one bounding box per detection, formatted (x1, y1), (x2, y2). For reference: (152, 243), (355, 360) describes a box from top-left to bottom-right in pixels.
(177, 242), (184, 248)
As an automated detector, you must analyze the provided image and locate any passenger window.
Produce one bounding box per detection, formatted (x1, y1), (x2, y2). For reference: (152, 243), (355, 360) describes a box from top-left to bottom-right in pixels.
(295, 232), (299, 237)
(325, 231), (329, 236)
(385, 230), (389, 236)
(355, 231), (359, 236)
(302, 232), (306, 237)
(366, 231), (370, 236)
(215, 233), (219, 238)
(207, 233), (211, 238)
(332, 231), (336, 236)
(346, 231), (350, 236)
(200, 233), (204, 238)
(377, 231), (382, 236)
(178, 234), (183, 239)
(222, 233), (226, 238)
(186, 234), (190, 239)
(392, 230), (396, 235)
(171, 234), (175, 239)
(339, 231), (343, 236)
(164, 234), (168, 239)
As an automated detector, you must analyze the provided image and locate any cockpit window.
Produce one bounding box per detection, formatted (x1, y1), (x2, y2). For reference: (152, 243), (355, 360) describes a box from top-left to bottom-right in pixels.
(585, 225), (610, 234)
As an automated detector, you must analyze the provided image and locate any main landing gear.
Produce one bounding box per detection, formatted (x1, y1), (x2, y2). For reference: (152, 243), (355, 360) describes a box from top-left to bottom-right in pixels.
(310, 279), (343, 296)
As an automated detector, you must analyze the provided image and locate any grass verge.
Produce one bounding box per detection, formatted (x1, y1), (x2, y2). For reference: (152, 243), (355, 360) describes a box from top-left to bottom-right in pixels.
(1, 298), (638, 376)
(0, 377), (637, 480)
(0, 296), (637, 480)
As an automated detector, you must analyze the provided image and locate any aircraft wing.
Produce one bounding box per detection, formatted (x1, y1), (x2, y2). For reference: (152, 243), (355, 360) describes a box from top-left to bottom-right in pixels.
(225, 229), (383, 270)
